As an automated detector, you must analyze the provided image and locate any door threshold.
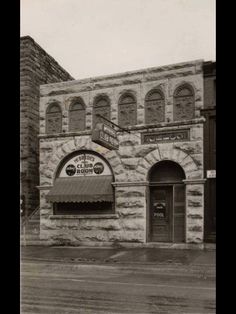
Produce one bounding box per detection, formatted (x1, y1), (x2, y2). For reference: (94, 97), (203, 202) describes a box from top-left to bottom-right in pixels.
(145, 242), (205, 250)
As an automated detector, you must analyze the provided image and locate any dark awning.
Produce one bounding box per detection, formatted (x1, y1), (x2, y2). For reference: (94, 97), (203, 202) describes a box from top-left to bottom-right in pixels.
(46, 175), (114, 203)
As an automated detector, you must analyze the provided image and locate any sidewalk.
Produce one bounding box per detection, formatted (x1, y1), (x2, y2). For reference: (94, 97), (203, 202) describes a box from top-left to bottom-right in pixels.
(21, 245), (215, 268)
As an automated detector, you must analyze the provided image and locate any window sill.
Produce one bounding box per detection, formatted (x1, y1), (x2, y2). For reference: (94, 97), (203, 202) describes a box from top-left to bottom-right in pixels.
(49, 214), (119, 220)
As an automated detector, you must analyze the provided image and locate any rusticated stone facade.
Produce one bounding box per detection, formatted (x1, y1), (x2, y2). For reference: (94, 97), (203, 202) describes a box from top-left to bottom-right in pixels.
(20, 36), (74, 215)
(39, 59), (205, 246)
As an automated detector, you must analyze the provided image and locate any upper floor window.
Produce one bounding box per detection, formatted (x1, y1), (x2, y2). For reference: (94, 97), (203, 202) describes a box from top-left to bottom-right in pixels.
(93, 96), (111, 128)
(118, 93), (137, 127)
(173, 85), (195, 121)
(69, 100), (85, 132)
(46, 103), (62, 134)
(145, 90), (165, 124)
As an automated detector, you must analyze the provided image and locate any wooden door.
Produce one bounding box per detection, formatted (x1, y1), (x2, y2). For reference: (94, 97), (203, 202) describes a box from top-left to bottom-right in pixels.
(173, 184), (185, 242)
(150, 186), (172, 242)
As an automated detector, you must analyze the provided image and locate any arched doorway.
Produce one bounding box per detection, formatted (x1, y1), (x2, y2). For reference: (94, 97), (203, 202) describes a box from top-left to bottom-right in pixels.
(148, 160), (186, 243)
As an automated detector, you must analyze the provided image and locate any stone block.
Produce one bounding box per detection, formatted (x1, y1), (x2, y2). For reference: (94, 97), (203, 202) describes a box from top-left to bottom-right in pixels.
(118, 146), (135, 158)
(115, 172), (129, 182)
(107, 230), (144, 242)
(121, 218), (145, 231)
(187, 186), (203, 196)
(117, 207), (144, 218)
(134, 145), (156, 158)
(79, 219), (121, 231)
(147, 149), (161, 165)
(173, 142), (203, 155)
(186, 169), (203, 179)
(158, 143), (174, 160)
(116, 197), (145, 208)
(122, 158), (139, 170)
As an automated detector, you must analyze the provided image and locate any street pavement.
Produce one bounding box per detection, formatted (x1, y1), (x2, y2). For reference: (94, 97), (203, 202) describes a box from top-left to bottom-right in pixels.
(21, 246), (215, 314)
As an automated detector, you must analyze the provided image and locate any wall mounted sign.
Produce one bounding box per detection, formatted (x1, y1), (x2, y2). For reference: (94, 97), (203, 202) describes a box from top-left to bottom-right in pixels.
(141, 129), (189, 144)
(59, 152), (112, 177)
(92, 123), (119, 150)
(207, 170), (216, 178)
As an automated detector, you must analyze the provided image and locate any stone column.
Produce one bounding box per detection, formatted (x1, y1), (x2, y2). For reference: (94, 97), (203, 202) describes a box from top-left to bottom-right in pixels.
(183, 179), (206, 243)
(112, 181), (148, 243)
(37, 185), (53, 241)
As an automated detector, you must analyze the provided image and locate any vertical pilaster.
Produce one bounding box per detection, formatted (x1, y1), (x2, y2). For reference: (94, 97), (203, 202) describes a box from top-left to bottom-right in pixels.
(184, 179), (206, 243)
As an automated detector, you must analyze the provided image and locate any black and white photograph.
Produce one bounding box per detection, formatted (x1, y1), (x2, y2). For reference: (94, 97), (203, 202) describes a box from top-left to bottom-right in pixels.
(20, 0), (216, 313)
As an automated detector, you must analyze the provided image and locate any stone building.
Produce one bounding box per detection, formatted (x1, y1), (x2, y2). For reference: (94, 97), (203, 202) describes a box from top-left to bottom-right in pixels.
(20, 36), (74, 216)
(202, 61), (216, 243)
(38, 59), (206, 247)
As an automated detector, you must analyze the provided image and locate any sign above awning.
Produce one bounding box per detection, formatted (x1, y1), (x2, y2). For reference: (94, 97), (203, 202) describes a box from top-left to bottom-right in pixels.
(60, 152), (112, 177)
(46, 175), (113, 203)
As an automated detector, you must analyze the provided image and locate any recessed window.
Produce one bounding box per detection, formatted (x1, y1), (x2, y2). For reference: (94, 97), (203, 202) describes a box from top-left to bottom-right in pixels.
(93, 97), (110, 128)
(118, 93), (137, 127)
(173, 85), (195, 121)
(145, 90), (165, 124)
(46, 103), (62, 134)
(69, 101), (85, 131)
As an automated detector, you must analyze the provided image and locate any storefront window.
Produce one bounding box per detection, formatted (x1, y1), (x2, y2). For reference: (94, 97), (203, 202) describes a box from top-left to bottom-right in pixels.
(46, 151), (115, 215)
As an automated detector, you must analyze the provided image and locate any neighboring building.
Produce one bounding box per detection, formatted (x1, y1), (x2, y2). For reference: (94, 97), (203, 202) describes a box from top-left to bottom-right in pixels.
(202, 61), (216, 243)
(20, 36), (74, 217)
(38, 59), (207, 247)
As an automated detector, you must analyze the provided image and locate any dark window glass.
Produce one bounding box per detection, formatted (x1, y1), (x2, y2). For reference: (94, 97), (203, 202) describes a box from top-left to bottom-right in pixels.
(93, 98), (110, 128)
(69, 102), (85, 131)
(173, 85), (195, 121)
(54, 201), (113, 215)
(145, 90), (165, 124)
(118, 94), (137, 127)
(149, 160), (185, 183)
(46, 103), (62, 134)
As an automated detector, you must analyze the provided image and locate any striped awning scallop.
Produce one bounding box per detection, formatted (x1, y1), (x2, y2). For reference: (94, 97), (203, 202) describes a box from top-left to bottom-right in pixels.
(46, 175), (113, 203)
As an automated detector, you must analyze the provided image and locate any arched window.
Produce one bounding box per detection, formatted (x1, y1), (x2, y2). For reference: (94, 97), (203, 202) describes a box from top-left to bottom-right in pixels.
(46, 103), (62, 134)
(93, 96), (110, 128)
(118, 93), (137, 127)
(149, 160), (185, 183)
(46, 150), (115, 215)
(173, 85), (195, 121)
(69, 101), (85, 131)
(145, 90), (165, 124)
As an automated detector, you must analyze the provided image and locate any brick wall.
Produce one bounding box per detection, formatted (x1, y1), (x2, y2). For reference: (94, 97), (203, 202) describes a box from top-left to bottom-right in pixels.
(20, 36), (74, 215)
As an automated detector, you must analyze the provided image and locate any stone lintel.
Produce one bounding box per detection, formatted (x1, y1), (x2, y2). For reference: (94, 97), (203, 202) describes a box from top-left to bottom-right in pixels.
(39, 131), (92, 139)
(37, 185), (53, 190)
(112, 181), (149, 187)
(38, 119), (205, 139)
(49, 214), (119, 220)
(183, 179), (206, 185)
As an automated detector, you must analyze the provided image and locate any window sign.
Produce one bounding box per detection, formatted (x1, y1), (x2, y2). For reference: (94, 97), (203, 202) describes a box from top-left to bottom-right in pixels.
(153, 201), (166, 219)
(59, 153), (112, 177)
